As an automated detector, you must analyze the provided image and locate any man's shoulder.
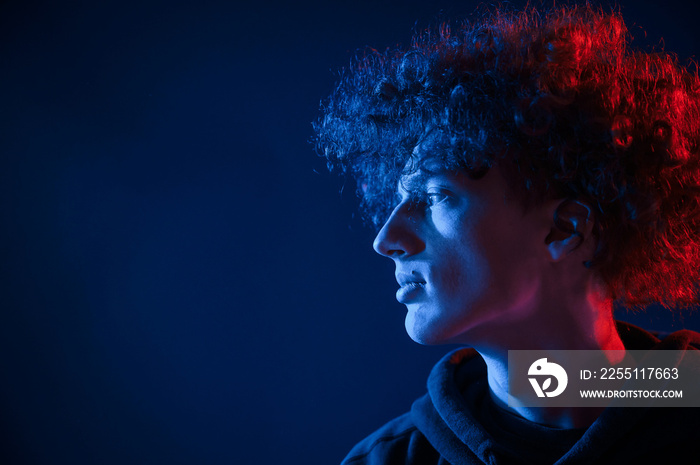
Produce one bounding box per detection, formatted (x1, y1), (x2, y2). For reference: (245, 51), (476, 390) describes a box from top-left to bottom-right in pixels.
(341, 411), (443, 465)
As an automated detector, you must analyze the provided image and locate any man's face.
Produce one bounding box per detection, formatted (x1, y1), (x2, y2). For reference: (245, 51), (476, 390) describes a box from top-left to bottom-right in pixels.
(373, 159), (552, 345)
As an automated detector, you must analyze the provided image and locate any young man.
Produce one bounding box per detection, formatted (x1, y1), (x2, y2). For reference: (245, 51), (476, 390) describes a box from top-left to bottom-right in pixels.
(315, 4), (700, 464)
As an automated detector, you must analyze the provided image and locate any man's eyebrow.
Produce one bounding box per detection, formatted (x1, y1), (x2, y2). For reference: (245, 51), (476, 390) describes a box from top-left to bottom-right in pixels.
(397, 173), (420, 189)
(398, 172), (429, 194)
(397, 169), (453, 197)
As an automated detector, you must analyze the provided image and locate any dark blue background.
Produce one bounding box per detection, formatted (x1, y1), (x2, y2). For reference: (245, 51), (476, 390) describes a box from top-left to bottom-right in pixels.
(2, 1), (699, 463)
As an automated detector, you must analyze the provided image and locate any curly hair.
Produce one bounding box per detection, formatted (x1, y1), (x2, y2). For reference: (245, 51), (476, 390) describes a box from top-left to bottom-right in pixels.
(313, 3), (700, 309)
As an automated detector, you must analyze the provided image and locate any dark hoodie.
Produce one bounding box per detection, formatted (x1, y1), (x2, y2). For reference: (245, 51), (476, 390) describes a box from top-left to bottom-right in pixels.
(341, 321), (700, 464)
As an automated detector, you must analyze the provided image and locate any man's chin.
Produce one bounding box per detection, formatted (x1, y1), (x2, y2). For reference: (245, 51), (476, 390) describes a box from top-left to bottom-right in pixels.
(404, 311), (449, 345)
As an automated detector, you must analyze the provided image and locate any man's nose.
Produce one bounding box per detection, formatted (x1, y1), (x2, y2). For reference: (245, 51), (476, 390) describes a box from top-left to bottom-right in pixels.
(373, 202), (425, 258)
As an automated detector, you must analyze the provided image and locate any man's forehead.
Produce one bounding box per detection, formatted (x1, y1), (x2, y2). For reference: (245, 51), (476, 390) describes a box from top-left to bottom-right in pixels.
(397, 138), (464, 191)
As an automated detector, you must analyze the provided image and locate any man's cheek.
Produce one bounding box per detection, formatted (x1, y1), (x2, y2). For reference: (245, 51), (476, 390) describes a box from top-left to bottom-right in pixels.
(440, 256), (478, 298)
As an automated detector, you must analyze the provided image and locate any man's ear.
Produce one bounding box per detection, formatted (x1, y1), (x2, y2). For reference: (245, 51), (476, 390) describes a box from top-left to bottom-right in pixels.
(544, 199), (593, 262)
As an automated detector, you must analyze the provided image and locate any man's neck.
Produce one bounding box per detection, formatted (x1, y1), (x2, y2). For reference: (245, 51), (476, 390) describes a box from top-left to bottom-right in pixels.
(472, 280), (624, 428)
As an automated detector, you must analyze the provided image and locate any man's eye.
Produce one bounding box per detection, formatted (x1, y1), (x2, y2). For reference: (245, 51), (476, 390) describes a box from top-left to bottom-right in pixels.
(426, 192), (448, 206)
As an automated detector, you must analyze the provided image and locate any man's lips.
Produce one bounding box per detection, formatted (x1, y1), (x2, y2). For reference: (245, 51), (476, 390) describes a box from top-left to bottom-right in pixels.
(395, 272), (426, 303)
(395, 272), (426, 287)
